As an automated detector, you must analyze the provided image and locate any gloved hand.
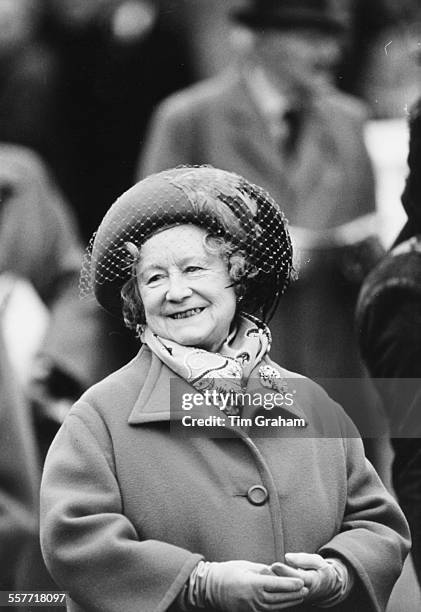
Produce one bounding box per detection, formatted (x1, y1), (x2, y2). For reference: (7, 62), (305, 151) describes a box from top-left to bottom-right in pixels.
(204, 559), (308, 612)
(271, 553), (347, 606)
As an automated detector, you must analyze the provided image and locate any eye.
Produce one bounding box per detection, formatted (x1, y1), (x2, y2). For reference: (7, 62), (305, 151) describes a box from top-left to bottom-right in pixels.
(185, 266), (203, 273)
(146, 273), (164, 285)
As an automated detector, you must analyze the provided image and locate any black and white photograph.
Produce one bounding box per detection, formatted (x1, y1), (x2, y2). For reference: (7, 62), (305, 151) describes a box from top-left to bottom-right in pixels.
(1, 1), (421, 610)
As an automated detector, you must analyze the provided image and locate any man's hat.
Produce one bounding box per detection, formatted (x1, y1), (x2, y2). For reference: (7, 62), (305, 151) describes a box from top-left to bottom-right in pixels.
(231, 0), (350, 33)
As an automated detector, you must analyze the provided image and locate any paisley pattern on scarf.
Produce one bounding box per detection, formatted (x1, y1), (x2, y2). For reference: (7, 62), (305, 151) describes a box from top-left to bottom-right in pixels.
(142, 313), (276, 415)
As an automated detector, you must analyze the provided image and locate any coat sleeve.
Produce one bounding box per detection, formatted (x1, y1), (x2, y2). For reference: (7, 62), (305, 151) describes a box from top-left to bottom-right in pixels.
(319, 423), (410, 612)
(359, 289), (421, 433)
(40, 412), (202, 612)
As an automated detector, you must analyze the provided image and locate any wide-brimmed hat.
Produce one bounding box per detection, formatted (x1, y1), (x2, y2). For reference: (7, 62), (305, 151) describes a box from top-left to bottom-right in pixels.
(80, 166), (293, 321)
(231, 0), (349, 33)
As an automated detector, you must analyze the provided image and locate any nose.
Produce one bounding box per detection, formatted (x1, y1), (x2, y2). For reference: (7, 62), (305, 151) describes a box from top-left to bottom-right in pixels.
(165, 272), (193, 302)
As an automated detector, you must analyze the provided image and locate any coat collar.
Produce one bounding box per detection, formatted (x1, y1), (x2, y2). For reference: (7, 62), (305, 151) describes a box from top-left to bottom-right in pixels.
(218, 66), (276, 142)
(128, 346), (307, 426)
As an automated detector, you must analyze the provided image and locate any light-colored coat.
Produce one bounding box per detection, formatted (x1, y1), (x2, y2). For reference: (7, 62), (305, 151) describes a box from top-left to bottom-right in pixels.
(40, 346), (409, 612)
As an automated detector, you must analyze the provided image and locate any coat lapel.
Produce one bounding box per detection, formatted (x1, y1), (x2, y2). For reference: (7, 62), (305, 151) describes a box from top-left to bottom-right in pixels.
(128, 351), (179, 424)
(220, 70), (291, 182)
(128, 348), (307, 426)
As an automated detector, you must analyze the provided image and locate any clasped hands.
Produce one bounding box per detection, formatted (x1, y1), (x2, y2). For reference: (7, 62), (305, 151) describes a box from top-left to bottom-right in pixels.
(205, 553), (340, 612)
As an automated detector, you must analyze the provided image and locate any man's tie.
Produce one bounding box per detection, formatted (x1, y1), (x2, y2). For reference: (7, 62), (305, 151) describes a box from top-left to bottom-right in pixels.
(280, 108), (301, 154)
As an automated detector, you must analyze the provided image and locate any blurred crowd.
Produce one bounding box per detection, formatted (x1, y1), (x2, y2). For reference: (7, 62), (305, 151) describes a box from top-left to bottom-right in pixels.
(1, 0), (421, 605)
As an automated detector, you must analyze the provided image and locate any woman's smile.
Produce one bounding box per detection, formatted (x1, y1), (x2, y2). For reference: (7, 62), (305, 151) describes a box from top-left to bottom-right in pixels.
(168, 307), (206, 320)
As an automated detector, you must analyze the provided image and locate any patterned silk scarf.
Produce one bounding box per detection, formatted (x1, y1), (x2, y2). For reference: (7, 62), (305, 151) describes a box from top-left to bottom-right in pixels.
(142, 313), (275, 415)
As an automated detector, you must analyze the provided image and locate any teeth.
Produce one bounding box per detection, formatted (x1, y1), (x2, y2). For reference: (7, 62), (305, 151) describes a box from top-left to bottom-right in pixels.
(171, 308), (203, 320)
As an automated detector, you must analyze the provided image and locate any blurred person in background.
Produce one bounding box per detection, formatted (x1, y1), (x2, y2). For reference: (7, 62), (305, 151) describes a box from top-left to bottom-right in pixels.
(0, 320), (40, 592)
(357, 98), (421, 586)
(0, 0), (58, 166)
(0, 144), (139, 594)
(137, 0), (383, 441)
(0, 145), (81, 307)
(0, 145), (138, 453)
(43, 0), (195, 241)
(0, 144), (79, 595)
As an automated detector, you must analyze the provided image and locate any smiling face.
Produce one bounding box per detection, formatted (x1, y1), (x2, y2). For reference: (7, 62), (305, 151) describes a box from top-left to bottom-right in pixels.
(136, 225), (237, 352)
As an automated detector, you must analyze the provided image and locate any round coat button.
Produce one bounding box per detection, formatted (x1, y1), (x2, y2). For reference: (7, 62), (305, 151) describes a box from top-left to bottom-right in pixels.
(247, 485), (269, 505)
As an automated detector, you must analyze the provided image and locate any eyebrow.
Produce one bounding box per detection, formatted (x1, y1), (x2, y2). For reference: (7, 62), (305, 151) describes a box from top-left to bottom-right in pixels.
(139, 255), (211, 276)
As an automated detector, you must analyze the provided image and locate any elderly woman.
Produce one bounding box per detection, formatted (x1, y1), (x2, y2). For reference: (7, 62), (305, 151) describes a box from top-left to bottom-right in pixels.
(40, 167), (409, 612)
